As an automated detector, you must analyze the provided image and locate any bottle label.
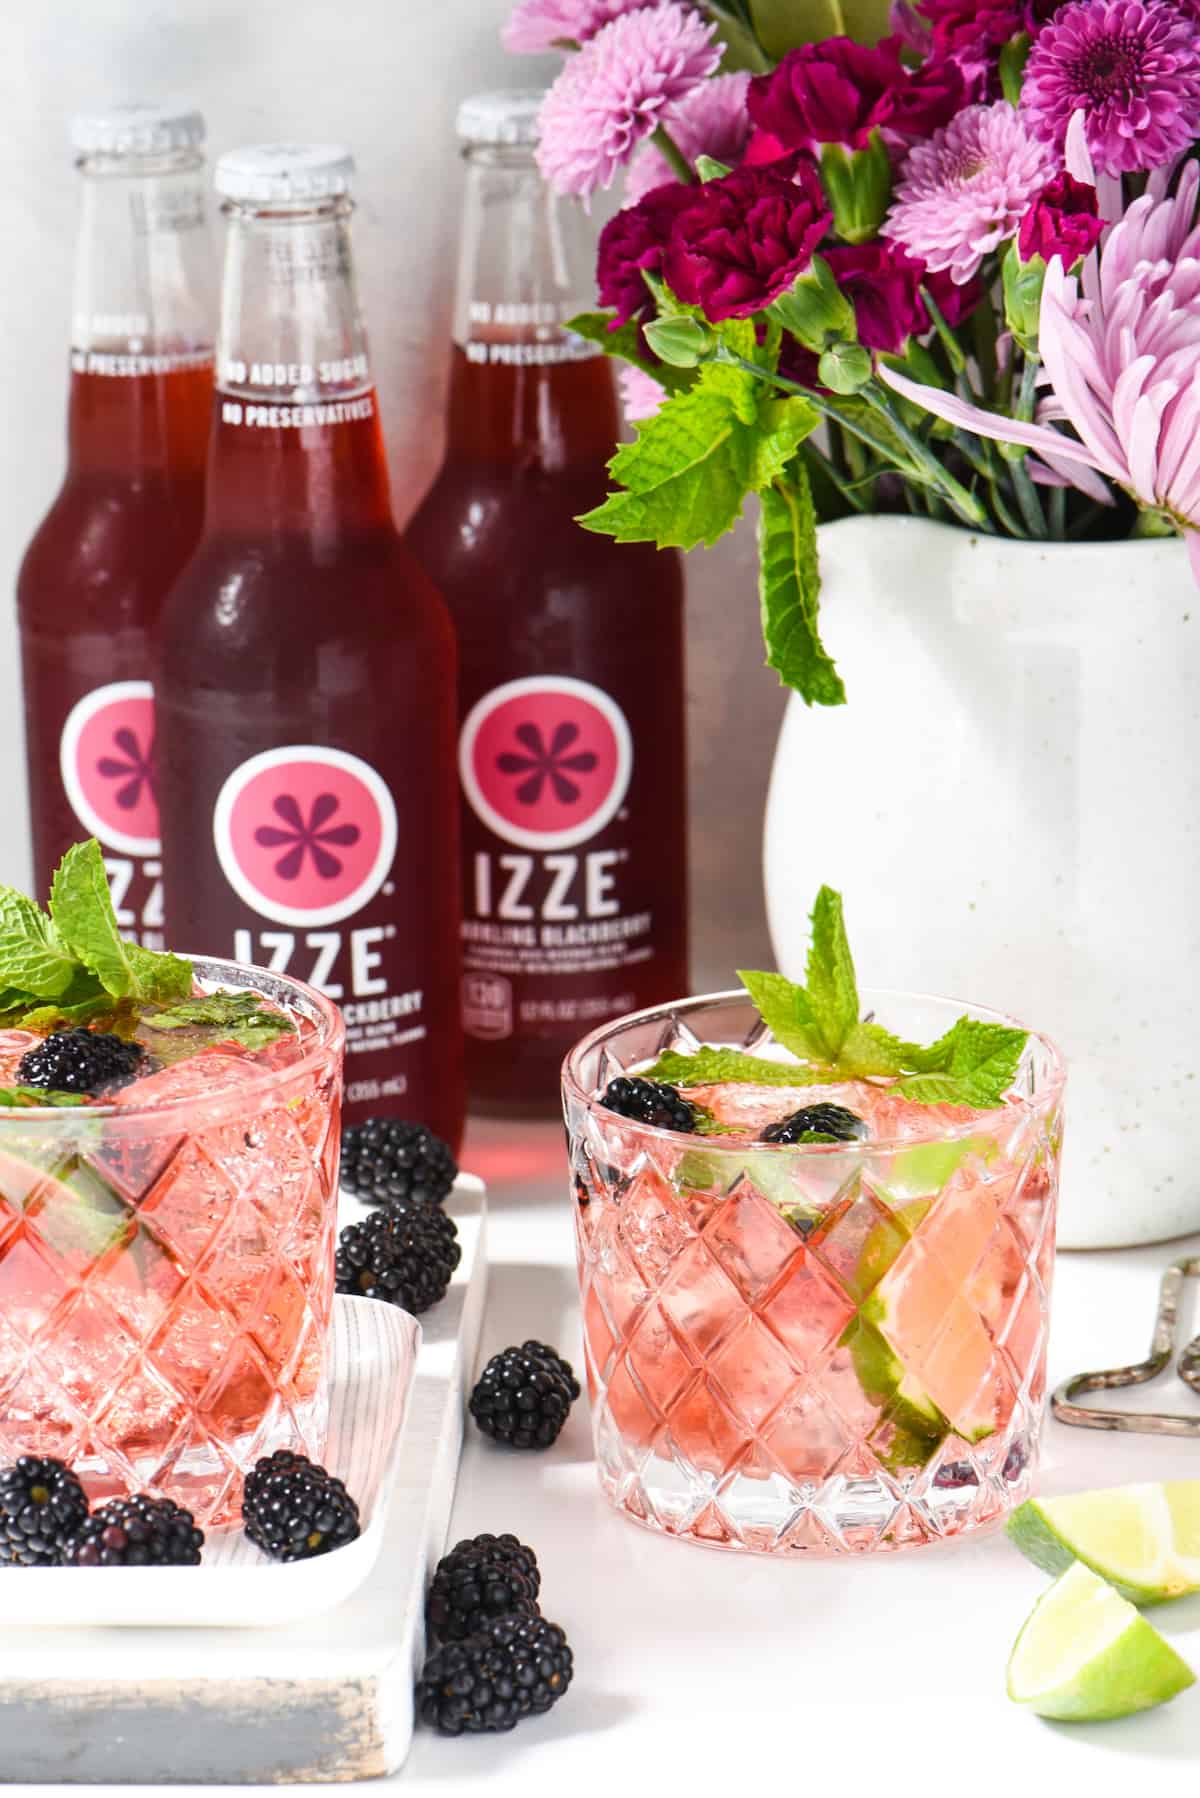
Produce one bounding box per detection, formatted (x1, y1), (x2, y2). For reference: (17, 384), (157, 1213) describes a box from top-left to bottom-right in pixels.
(214, 746), (422, 1099)
(458, 676), (652, 1040)
(58, 680), (164, 948)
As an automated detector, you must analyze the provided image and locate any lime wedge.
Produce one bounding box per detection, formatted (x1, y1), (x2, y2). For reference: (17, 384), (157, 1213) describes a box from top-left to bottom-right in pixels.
(1007, 1561), (1195, 1721)
(1008, 1482), (1200, 1605)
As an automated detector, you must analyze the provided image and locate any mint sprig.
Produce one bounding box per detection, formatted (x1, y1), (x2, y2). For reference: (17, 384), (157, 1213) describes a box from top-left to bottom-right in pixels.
(0, 839), (192, 1029)
(650, 885), (1028, 1111)
(142, 991), (295, 1055)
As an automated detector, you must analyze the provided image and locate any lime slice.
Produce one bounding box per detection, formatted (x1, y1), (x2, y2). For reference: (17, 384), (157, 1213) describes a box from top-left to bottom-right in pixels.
(1008, 1483), (1200, 1605)
(1007, 1560), (1195, 1721)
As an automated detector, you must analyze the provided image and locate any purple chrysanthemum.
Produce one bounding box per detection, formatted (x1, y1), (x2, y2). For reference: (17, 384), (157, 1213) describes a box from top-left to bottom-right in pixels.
(625, 72), (751, 200)
(503, 0), (658, 55)
(535, 3), (721, 199)
(618, 363), (667, 419)
(883, 101), (1056, 283)
(1023, 0), (1200, 176)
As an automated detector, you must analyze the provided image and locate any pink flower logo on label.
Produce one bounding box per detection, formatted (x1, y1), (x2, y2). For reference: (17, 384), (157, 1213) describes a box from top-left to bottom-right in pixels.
(460, 677), (633, 851)
(253, 792), (362, 882)
(213, 747), (398, 927)
(60, 681), (160, 857)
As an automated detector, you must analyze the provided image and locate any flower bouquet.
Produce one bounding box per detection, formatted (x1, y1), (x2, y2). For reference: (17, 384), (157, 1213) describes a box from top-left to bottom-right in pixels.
(505, 0), (1200, 703)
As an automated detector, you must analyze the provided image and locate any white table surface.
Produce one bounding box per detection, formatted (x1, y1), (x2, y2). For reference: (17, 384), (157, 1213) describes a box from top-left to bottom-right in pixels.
(17, 1116), (1200, 1796)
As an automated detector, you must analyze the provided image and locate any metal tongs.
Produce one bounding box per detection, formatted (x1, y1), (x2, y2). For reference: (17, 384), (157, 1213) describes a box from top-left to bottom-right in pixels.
(1053, 1254), (1200, 1437)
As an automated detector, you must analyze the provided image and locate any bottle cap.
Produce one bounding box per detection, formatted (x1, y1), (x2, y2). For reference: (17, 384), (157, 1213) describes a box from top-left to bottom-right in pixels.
(214, 144), (356, 204)
(456, 91), (544, 148)
(70, 103), (206, 157)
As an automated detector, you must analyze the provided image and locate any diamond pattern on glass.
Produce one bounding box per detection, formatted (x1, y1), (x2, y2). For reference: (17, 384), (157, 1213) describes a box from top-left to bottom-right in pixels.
(566, 1000), (1062, 1557)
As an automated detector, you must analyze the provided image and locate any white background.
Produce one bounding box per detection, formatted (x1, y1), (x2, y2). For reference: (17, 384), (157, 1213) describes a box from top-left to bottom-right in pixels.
(1, 0), (782, 988)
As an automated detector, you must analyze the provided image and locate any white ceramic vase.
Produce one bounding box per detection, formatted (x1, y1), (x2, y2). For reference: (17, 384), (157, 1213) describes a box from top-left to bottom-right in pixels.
(763, 515), (1200, 1250)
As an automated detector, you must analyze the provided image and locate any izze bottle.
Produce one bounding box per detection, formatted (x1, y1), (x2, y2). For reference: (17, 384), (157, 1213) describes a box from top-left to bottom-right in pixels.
(156, 145), (465, 1148)
(18, 104), (215, 939)
(406, 93), (689, 1116)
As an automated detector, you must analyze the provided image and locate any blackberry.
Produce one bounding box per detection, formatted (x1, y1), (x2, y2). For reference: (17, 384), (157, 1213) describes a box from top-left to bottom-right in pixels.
(760, 1102), (867, 1144)
(336, 1198), (460, 1312)
(63, 1494), (203, 1566)
(0, 1455), (89, 1565)
(469, 1341), (580, 1451)
(427, 1533), (541, 1643)
(416, 1612), (573, 1735)
(17, 1028), (146, 1097)
(242, 1450), (360, 1561)
(600, 1075), (695, 1133)
(341, 1117), (457, 1206)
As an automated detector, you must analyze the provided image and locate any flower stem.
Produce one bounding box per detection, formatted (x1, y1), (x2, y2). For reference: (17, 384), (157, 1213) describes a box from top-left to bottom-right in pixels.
(652, 126), (695, 184)
(799, 438), (870, 514)
(864, 382), (991, 530)
(1049, 483), (1066, 539)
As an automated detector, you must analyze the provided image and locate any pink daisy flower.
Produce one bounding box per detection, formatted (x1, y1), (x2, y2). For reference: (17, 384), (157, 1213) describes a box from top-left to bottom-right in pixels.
(618, 364), (667, 420)
(882, 101), (1057, 283)
(625, 72), (752, 201)
(880, 148), (1200, 573)
(535, 3), (721, 200)
(502, 0), (658, 56)
(1023, 0), (1200, 176)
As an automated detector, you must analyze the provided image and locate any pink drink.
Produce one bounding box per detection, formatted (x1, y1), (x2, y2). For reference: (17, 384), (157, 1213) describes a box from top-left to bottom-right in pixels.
(564, 991), (1064, 1556)
(0, 960), (343, 1527)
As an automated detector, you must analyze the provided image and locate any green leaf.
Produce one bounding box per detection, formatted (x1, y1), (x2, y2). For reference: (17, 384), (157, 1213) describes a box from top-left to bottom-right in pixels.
(645, 1046), (843, 1088)
(0, 1086), (91, 1109)
(805, 886), (860, 1062)
(565, 312), (695, 397)
(580, 352), (818, 552)
(143, 990), (296, 1054)
(0, 890), (78, 999)
(5, 972), (120, 1033)
(759, 471), (845, 706)
(836, 1020), (909, 1078)
(892, 1018), (1027, 1109)
(737, 968), (819, 1061)
(49, 840), (191, 1004)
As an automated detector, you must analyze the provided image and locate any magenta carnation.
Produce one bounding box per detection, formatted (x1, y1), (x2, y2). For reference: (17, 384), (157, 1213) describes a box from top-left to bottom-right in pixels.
(535, 3), (721, 199)
(748, 37), (908, 153)
(663, 160), (832, 321)
(1018, 171), (1104, 263)
(825, 241), (981, 352)
(597, 180), (694, 323)
(1023, 0), (1200, 176)
(916, 0), (1052, 94)
(502, 0), (656, 54)
(745, 33), (966, 168)
(883, 101), (1056, 283)
(625, 72), (752, 200)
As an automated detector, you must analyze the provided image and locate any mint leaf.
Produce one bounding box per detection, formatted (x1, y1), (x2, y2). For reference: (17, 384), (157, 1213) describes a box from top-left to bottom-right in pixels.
(0, 891), (77, 999)
(144, 990), (295, 1053)
(805, 886), (859, 1062)
(579, 368), (817, 552)
(0, 1087), (90, 1109)
(6, 972), (119, 1033)
(836, 1020), (908, 1078)
(892, 1018), (1026, 1109)
(736, 968), (820, 1061)
(759, 472), (845, 706)
(565, 312), (695, 397)
(49, 840), (190, 1004)
(50, 841), (140, 998)
(124, 944), (193, 1004)
(645, 1046), (843, 1088)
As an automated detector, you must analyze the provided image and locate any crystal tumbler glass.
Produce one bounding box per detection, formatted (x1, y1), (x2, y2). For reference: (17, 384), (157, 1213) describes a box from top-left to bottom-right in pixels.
(563, 990), (1064, 1556)
(0, 957), (344, 1527)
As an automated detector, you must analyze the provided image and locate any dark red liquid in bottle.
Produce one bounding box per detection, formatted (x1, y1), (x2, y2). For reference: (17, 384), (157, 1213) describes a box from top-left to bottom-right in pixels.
(18, 358), (212, 936)
(157, 388), (465, 1149)
(407, 343), (689, 1116)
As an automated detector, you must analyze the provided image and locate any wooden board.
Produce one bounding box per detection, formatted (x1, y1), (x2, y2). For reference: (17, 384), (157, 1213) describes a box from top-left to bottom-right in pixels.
(0, 1176), (487, 1784)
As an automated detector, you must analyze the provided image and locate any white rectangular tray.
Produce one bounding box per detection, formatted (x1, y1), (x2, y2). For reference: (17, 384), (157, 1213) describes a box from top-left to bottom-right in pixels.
(0, 1173), (487, 1782)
